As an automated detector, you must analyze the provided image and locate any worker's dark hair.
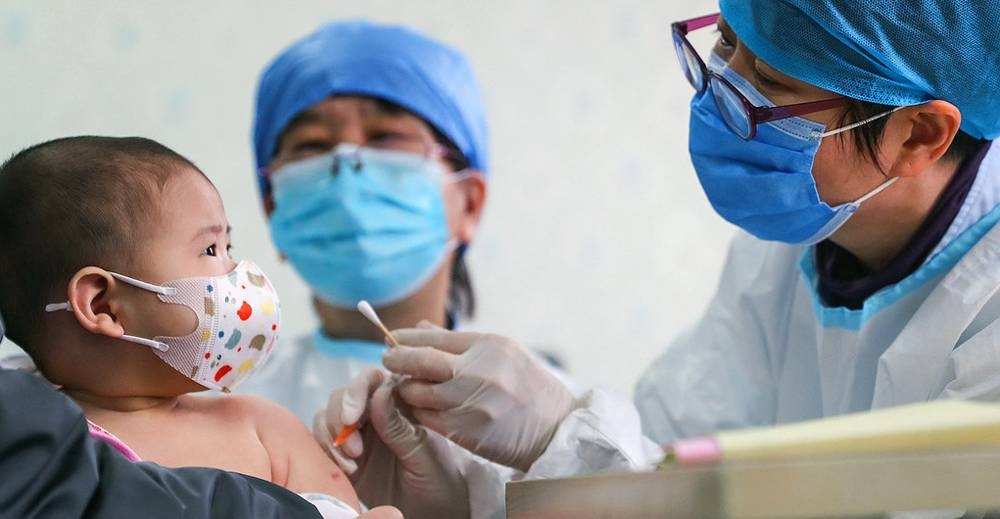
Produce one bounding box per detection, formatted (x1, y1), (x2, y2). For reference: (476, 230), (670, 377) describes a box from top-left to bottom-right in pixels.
(838, 100), (987, 174)
(0, 136), (204, 348)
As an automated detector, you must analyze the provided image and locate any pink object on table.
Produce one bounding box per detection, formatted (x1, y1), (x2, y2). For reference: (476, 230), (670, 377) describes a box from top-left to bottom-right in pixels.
(671, 436), (722, 464)
(87, 420), (142, 462)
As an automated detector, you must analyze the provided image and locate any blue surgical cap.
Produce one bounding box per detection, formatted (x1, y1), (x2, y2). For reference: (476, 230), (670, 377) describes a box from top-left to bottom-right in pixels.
(252, 20), (489, 194)
(721, 0), (1000, 140)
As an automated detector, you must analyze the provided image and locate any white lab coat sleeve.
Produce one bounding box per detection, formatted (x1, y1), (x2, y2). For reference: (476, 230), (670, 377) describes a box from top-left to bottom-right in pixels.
(462, 389), (663, 519)
(887, 269), (1000, 519)
(463, 449), (519, 519)
(938, 295), (1000, 402)
(461, 361), (663, 518)
(526, 389), (664, 477)
(635, 231), (796, 444)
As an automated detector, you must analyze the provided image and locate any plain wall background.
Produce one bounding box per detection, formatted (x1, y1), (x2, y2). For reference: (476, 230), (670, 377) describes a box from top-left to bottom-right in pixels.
(0, 0), (734, 394)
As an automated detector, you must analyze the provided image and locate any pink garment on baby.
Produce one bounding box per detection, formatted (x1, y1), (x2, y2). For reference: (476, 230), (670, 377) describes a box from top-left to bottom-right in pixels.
(87, 420), (142, 462)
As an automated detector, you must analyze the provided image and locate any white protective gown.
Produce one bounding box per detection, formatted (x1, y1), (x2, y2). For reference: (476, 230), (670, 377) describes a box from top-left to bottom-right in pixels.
(238, 330), (385, 425)
(463, 142), (1000, 518)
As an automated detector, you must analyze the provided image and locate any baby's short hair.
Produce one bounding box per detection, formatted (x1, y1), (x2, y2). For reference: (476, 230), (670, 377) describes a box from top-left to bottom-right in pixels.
(0, 136), (202, 347)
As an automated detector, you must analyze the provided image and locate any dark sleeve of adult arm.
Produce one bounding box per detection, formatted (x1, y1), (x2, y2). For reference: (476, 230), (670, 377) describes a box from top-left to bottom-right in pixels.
(0, 368), (321, 519)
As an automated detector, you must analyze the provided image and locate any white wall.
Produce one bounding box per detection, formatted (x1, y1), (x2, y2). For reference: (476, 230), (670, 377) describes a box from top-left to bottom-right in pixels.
(0, 0), (733, 394)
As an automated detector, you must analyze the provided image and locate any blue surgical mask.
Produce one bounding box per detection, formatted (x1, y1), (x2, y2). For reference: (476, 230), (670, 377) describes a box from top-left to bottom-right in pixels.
(269, 144), (462, 308)
(689, 54), (899, 245)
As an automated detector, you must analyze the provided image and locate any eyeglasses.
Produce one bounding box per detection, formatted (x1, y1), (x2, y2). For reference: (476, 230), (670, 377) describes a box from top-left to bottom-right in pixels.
(366, 134), (468, 166)
(671, 13), (847, 140)
(258, 134), (469, 196)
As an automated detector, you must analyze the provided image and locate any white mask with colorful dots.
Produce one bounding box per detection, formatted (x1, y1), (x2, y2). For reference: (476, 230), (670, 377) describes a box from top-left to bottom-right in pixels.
(46, 260), (280, 392)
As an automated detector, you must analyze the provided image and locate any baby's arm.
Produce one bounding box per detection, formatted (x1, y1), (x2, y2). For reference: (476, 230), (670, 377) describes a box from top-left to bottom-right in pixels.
(246, 396), (361, 512)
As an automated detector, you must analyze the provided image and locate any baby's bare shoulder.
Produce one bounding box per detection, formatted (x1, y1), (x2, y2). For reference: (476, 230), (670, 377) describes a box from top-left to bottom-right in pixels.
(193, 395), (313, 454)
(182, 394), (300, 431)
(214, 394), (289, 414)
(229, 395), (304, 432)
(227, 395), (356, 503)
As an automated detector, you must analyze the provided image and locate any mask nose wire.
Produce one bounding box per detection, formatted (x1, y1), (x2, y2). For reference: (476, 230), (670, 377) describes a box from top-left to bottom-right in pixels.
(332, 144), (474, 185)
(331, 147), (363, 176)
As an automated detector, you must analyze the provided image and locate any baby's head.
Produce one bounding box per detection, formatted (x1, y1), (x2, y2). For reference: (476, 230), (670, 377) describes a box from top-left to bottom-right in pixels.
(0, 136), (275, 396)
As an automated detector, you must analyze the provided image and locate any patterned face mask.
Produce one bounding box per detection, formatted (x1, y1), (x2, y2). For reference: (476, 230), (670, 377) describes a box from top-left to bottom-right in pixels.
(46, 260), (281, 392)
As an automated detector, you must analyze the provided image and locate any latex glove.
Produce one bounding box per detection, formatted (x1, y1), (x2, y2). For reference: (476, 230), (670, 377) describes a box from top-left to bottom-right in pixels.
(384, 324), (577, 472)
(314, 368), (386, 476)
(314, 372), (469, 519)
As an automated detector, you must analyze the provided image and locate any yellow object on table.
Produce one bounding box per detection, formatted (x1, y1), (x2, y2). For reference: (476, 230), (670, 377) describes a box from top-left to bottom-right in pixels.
(664, 400), (1000, 466)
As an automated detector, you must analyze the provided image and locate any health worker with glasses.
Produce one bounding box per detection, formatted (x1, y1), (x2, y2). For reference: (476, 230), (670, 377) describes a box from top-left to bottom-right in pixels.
(313, 2), (1000, 517)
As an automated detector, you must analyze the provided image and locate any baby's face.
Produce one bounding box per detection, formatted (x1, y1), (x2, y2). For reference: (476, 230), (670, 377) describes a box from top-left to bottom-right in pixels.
(145, 168), (235, 281)
(124, 167), (235, 343)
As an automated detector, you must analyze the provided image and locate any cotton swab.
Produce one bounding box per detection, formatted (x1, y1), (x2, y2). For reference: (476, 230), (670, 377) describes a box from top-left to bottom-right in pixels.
(333, 300), (399, 447)
(357, 300), (400, 347)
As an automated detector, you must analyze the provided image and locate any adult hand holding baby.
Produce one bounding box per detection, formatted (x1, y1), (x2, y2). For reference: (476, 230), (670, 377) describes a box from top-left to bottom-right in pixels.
(315, 369), (470, 519)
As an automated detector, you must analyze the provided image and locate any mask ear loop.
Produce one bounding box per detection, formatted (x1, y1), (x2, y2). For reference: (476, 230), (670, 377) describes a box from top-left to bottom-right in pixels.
(44, 273), (178, 352)
(808, 103), (908, 207)
(109, 273), (176, 351)
(443, 168), (477, 250)
(107, 272), (178, 296)
(443, 169), (476, 252)
(447, 169), (474, 184)
(853, 176), (899, 206)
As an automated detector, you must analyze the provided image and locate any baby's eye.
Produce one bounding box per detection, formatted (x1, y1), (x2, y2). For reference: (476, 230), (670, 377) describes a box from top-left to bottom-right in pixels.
(204, 244), (218, 257)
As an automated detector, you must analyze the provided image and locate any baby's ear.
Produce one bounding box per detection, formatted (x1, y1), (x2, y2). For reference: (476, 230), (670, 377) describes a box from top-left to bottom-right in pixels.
(66, 267), (125, 339)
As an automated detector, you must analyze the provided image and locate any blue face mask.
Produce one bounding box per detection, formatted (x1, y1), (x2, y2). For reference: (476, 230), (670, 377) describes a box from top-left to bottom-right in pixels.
(689, 55), (899, 245)
(269, 144), (462, 308)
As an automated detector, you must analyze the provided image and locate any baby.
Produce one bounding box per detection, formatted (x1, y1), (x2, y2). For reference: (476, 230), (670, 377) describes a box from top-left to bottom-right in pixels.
(0, 136), (360, 517)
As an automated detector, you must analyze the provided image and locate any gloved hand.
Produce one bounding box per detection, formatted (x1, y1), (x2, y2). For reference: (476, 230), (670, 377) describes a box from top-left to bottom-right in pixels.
(313, 368), (385, 476)
(313, 370), (469, 519)
(383, 324), (577, 472)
